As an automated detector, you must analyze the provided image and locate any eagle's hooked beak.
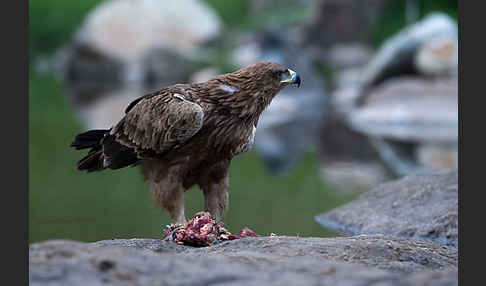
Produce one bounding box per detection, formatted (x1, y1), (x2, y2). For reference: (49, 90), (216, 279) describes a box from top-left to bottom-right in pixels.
(281, 69), (301, 87)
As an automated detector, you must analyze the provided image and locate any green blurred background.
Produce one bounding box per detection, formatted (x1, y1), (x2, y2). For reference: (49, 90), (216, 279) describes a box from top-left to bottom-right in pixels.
(29, 0), (457, 243)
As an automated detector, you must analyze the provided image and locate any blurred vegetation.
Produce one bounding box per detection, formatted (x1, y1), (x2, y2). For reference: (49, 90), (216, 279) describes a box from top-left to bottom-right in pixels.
(371, 0), (458, 46)
(29, 0), (102, 59)
(29, 0), (457, 243)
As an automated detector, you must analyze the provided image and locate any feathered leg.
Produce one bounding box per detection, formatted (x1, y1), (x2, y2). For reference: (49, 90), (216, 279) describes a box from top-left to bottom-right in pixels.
(142, 161), (187, 224)
(150, 180), (186, 224)
(199, 160), (230, 220)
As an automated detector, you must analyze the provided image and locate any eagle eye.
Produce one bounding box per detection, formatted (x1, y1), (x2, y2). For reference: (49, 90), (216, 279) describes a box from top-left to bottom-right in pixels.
(274, 69), (288, 79)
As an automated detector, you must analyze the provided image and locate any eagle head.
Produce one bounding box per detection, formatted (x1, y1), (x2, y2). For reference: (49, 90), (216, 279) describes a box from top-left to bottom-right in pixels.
(234, 62), (301, 92)
(206, 62), (301, 120)
(243, 61), (301, 87)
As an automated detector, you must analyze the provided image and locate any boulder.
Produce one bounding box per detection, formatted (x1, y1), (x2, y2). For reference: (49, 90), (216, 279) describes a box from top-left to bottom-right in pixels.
(30, 235), (457, 285)
(349, 76), (458, 143)
(73, 0), (221, 62)
(322, 13), (458, 177)
(60, 0), (222, 84)
(315, 170), (458, 246)
(346, 76), (458, 175)
(359, 12), (458, 89)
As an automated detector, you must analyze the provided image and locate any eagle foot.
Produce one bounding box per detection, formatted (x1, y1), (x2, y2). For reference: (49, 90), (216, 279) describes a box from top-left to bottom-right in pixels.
(162, 211), (259, 247)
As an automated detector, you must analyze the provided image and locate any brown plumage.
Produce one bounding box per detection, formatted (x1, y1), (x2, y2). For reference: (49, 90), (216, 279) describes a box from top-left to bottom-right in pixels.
(71, 62), (301, 224)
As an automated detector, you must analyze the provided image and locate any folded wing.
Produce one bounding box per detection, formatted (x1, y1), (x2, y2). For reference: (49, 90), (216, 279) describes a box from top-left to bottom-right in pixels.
(111, 92), (204, 155)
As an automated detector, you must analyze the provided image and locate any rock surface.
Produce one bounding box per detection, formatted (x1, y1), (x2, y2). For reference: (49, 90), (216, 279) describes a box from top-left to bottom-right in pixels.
(30, 235), (457, 286)
(349, 76), (458, 143)
(316, 170), (458, 246)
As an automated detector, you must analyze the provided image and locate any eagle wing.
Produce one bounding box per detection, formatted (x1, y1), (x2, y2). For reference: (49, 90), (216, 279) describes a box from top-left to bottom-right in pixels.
(111, 92), (204, 155)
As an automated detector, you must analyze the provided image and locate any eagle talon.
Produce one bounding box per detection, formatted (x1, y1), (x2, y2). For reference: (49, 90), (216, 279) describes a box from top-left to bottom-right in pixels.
(162, 212), (259, 246)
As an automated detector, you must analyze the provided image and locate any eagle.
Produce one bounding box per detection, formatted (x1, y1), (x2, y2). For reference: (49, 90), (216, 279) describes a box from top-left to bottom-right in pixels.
(71, 62), (301, 224)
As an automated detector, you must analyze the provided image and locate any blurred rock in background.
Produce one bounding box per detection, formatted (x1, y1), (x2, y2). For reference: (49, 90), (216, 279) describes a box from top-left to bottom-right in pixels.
(300, 0), (392, 193)
(349, 76), (458, 175)
(308, 8), (458, 192)
(348, 12), (458, 177)
(359, 12), (458, 91)
(303, 0), (386, 49)
(63, 0), (222, 83)
(65, 84), (149, 130)
(75, 0), (221, 59)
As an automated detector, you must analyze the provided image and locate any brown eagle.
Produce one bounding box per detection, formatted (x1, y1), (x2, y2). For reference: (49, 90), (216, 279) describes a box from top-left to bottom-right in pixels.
(71, 62), (301, 224)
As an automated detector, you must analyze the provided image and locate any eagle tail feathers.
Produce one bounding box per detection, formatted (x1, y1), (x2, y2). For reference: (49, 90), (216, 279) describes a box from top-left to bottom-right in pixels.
(76, 150), (105, 172)
(70, 129), (108, 150)
(72, 128), (139, 172)
(71, 129), (109, 172)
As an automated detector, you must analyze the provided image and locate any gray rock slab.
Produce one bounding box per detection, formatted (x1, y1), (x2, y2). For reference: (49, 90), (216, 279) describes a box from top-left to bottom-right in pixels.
(316, 171), (458, 246)
(348, 76), (458, 143)
(30, 235), (457, 286)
